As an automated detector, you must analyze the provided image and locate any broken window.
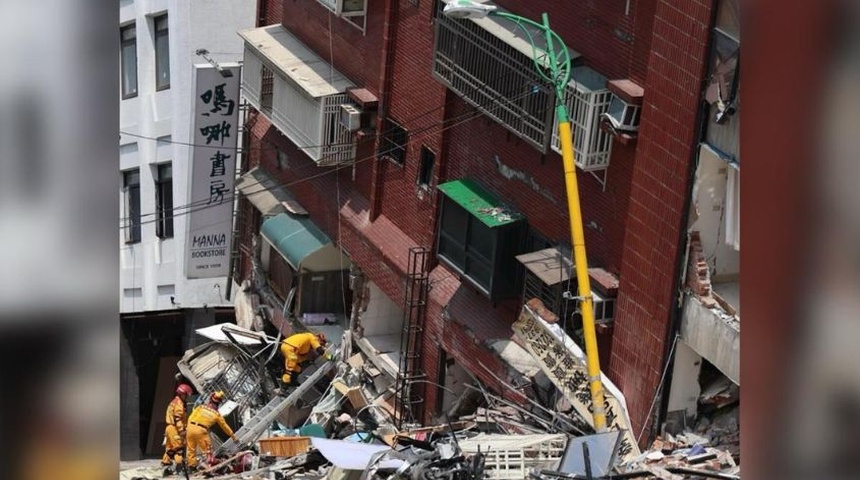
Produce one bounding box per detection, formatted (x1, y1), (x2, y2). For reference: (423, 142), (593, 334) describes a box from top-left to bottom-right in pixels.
(704, 29), (739, 122)
(715, 0), (740, 41)
(267, 247), (294, 301)
(378, 118), (407, 165)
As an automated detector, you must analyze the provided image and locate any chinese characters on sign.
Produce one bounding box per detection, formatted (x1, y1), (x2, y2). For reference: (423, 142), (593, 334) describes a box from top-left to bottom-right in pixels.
(186, 65), (241, 279)
(512, 305), (641, 463)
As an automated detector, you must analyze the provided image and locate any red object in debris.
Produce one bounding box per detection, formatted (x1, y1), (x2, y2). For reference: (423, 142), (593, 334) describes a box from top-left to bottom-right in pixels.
(232, 453), (253, 473)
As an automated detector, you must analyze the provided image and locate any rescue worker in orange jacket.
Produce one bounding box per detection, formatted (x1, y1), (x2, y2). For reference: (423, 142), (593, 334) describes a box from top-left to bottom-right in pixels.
(185, 391), (238, 471)
(162, 384), (192, 471)
(279, 332), (329, 385)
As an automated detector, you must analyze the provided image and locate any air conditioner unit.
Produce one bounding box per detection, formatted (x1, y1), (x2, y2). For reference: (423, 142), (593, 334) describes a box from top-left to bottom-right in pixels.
(340, 104), (362, 132)
(601, 94), (641, 132)
(337, 0), (366, 16)
(591, 291), (616, 324)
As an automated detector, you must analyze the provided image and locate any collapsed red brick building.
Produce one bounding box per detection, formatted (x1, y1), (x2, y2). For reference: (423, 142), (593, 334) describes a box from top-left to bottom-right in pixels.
(234, 0), (739, 447)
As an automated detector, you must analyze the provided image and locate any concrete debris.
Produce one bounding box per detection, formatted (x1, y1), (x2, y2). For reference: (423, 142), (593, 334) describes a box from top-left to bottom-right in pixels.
(122, 317), (740, 480)
(611, 433), (740, 479)
(476, 207), (518, 223)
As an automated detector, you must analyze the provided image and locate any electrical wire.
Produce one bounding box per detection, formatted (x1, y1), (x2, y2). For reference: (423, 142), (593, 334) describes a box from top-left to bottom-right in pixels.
(120, 36), (579, 230)
(119, 76), (535, 225)
(119, 44), (569, 227)
(637, 333), (680, 444)
(119, 103), (493, 229)
(119, 82), (547, 229)
(119, 37), (570, 171)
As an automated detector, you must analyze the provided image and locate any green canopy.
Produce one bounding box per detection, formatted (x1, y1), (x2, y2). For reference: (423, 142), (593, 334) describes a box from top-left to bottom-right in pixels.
(260, 213), (332, 270)
(437, 178), (523, 228)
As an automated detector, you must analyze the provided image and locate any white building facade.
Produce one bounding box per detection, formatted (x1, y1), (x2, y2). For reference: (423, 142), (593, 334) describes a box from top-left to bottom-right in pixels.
(118, 0), (255, 459)
(119, 0), (254, 312)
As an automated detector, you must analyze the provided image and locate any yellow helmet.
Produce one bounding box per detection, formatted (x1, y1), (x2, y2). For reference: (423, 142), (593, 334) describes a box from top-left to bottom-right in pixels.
(211, 391), (226, 403)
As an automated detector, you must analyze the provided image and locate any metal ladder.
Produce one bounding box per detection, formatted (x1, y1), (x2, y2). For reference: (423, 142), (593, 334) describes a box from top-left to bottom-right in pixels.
(394, 247), (430, 427)
(216, 361), (334, 455)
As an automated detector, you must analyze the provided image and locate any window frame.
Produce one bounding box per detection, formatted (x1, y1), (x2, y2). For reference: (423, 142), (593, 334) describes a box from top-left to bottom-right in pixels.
(417, 145), (435, 187)
(260, 64), (274, 114)
(276, 148), (289, 170)
(123, 169), (141, 244)
(378, 118), (407, 165)
(154, 14), (170, 91)
(437, 196), (498, 295)
(155, 163), (174, 239)
(120, 23), (138, 99)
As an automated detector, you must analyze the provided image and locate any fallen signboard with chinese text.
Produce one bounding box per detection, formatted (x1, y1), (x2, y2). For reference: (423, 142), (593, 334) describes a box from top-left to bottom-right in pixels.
(512, 301), (641, 464)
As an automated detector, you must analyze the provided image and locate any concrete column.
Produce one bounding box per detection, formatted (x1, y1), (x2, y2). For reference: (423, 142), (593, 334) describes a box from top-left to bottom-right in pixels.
(666, 340), (702, 420)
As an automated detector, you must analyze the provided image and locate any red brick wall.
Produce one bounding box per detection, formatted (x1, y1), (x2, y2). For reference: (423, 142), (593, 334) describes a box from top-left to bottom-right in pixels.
(421, 275), (525, 423)
(628, 0), (659, 86)
(373, 0), (449, 251)
(609, 0), (714, 442)
(241, 0), (717, 442)
(440, 97), (633, 274)
(488, 0), (654, 83)
(686, 231), (711, 296)
(258, 0), (282, 26)
(281, 0), (385, 95)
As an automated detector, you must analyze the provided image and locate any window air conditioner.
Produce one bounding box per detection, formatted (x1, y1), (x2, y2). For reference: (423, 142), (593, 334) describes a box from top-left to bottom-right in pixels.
(340, 104), (362, 132)
(591, 291), (616, 323)
(601, 94), (641, 132)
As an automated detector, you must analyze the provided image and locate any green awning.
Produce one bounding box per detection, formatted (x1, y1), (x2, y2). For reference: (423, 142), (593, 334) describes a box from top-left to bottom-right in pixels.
(261, 213), (332, 270)
(437, 179), (523, 228)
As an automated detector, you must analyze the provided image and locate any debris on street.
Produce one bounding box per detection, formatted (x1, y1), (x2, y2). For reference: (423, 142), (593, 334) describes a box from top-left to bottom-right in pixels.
(121, 299), (739, 480)
(610, 433), (740, 480)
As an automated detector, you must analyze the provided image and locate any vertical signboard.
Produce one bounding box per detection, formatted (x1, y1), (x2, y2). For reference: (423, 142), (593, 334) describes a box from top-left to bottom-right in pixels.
(186, 64), (241, 279)
(512, 303), (641, 464)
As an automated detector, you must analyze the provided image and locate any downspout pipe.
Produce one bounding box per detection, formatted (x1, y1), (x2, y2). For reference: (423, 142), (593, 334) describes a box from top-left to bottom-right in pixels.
(370, 0), (398, 221)
(652, 0), (721, 441)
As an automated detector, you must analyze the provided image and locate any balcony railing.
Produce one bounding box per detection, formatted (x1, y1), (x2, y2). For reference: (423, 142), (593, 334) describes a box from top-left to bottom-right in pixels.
(240, 25), (357, 166)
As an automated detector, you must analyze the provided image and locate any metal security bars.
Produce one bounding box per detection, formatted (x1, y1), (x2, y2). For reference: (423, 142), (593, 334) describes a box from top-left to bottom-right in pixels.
(432, 10), (613, 173)
(271, 73), (324, 160)
(320, 94), (356, 166)
(240, 26), (357, 166)
(551, 66), (613, 171)
(433, 11), (556, 153)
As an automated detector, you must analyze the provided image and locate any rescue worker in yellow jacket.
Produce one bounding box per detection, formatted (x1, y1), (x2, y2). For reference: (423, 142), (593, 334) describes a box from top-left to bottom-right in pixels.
(185, 391), (238, 470)
(161, 383), (192, 471)
(279, 332), (330, 385)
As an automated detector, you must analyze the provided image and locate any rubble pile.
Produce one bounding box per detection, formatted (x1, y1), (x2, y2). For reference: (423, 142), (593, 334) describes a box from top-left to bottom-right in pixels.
(695, 380), (740, 462)
(121, 320), (740, 480)
(614, 434), (740, 480)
